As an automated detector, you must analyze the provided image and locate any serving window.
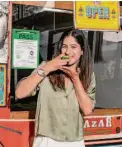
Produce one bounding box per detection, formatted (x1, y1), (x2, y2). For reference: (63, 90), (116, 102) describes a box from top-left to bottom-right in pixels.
(10, 2), (122, 116)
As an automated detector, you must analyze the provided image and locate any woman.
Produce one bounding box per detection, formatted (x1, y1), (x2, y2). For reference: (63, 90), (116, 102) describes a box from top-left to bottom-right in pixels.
(15, 29), (96, 147)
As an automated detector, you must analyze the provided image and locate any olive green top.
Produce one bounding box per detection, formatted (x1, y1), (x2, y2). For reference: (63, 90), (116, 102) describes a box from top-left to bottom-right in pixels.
(31, 62), (96, 142)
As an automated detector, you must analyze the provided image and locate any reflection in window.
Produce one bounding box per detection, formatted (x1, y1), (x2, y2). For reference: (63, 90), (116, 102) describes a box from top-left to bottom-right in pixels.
(94, 31), (104, 63)
(94, 31), (122, 108)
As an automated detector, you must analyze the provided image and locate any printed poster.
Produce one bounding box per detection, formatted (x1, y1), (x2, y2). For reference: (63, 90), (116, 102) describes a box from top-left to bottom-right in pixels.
(74, 1), (120, 31)
(12, 29), (40, 69)
(0, 2), (8, 63)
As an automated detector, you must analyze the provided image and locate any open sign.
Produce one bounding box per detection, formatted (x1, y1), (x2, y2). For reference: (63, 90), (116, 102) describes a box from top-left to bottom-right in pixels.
(86, 6), (109, 19)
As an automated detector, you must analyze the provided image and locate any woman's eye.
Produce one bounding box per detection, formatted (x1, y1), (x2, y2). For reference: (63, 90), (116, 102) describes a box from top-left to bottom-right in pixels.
(71, 46), (76, 49)
(62, 46), (66, 48)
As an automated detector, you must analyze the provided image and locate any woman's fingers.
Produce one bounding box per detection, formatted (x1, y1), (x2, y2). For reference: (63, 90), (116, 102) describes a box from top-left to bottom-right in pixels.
(76, 68), (80, 74)
(60, 59), (70, 66)
(60, 68), (71, 76)
(60, 66), (71, 74)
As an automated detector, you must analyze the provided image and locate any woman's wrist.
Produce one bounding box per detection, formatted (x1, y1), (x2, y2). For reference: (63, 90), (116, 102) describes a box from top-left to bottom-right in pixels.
(72, 75), (80, 84)
(41, 64), (51, 76)
(30, 72), (44, 84)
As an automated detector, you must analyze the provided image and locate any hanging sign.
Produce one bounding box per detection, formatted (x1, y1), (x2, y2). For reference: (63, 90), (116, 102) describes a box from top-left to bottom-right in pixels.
(74, 1), (120, 31)
(84, 115), (122, 141)
(0, 64), (6, 106)
(12, 29), (40, 69)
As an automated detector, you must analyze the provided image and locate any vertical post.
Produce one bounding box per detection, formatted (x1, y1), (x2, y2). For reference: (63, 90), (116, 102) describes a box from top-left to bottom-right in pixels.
(92, 31), (97, 69)
(14, 69), (18, 101)
(7, 2), (12, 108)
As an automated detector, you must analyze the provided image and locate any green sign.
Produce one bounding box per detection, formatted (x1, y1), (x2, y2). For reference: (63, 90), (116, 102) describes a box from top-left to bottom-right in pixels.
(12, 29), (40, 69)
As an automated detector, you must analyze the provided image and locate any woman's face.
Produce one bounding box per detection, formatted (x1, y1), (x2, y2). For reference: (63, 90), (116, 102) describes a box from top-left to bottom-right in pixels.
(61, 35), (83, 66)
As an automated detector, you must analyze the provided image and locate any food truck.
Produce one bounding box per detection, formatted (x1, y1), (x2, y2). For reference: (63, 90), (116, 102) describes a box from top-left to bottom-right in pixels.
(0, 1), (122, 147)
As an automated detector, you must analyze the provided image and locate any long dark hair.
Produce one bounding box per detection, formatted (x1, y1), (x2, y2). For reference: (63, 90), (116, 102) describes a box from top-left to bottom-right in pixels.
(49, 29), (92, 91)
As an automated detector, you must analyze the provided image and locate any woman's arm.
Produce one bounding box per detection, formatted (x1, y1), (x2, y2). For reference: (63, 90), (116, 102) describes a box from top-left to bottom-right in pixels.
(16, 55), (70, 99)
(15, 61), (48, 99)
(15, 70), (47, 99)
(72, 74), (96, 116)
(59, 66), (96, 116)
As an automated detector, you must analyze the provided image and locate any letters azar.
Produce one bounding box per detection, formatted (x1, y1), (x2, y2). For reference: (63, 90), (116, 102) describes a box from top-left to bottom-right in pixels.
(84, 117), (112, 128)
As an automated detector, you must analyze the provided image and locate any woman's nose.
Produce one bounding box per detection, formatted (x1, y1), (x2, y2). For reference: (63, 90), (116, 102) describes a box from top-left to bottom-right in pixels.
(65, 48), (70, 55)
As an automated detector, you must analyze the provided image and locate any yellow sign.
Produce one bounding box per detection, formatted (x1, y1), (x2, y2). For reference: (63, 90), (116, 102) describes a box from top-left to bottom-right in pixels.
(74, 1), (120, 31)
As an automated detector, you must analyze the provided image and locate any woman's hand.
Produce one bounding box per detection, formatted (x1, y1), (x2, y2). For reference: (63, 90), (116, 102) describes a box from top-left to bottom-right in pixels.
(59, 66), (80, 82)
(41, 54), (71, 75)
